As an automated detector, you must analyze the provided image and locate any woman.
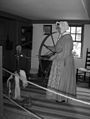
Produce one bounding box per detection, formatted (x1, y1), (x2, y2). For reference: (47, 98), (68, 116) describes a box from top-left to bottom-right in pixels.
(46, 21), (76, 103)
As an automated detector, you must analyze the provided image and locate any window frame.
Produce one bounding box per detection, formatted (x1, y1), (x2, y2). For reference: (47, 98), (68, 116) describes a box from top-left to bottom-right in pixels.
(69, 24), (84, 58)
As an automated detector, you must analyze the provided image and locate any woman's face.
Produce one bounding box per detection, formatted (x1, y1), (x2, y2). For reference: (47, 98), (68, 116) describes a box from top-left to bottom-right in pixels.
(56, 24), (61, 33)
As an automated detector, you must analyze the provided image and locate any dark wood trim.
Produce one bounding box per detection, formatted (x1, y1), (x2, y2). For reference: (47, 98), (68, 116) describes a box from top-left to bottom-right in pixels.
(0, 46), (3, 116)
(0, 11), (32, 23)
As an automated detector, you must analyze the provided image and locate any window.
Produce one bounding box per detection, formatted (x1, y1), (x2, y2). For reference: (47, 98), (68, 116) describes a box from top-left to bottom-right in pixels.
(67, 25), (84, 58)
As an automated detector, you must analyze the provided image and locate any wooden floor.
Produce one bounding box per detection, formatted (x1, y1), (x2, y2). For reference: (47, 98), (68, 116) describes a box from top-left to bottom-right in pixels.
(3, 78), (90, 119)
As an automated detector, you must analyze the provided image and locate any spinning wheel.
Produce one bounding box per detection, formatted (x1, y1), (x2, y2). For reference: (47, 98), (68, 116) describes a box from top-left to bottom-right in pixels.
(38, 31), (60, 78)
(15, 43), (31, 76)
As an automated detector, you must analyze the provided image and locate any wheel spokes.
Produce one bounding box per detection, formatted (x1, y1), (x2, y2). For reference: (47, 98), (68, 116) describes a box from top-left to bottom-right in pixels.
(51, 34), (56, 47)
(43, 44), (55, 53)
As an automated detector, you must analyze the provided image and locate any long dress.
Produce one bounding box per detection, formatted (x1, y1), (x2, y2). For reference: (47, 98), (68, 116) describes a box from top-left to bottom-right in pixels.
(46, 34), (76, 102)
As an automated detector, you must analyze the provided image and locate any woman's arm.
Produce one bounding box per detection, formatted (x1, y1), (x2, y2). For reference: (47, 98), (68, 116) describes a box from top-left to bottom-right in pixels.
(55, 40), (63, 53)
(47, 46), (56, 52)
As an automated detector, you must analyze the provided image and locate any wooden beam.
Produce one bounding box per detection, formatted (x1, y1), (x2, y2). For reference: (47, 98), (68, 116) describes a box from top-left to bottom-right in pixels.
(32, 19), (90, 25)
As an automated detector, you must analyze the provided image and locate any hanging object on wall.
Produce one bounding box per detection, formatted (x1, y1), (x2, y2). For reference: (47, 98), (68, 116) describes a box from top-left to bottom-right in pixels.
(16, 45), (22, 55)
(21, 26), (33, 50)
(43, 25), (52, 35)
(5, 34), (13, 50)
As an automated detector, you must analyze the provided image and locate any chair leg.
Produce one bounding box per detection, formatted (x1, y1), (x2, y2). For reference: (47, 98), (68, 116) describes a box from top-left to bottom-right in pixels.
(88, 76), (90, 88)
(76, 69), (78, 82)
(89, 80), (90, 88)
(84, 72), (86, 81)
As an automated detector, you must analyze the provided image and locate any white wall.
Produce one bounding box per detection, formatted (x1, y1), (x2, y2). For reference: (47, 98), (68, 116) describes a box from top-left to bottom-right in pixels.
(30, 24), (43, 73)
(30, 24), (90, 73)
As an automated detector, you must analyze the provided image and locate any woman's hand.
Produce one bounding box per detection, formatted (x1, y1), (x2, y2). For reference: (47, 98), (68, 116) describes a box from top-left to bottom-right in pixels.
(50, 54), (57, 60)
(48, 46), (56, 52)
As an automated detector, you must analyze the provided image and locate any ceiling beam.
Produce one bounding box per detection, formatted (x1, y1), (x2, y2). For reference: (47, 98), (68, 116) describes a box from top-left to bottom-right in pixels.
(32, 19), (90, 24)
(81, 0), (89, 19)
(82, 0), (90, 19)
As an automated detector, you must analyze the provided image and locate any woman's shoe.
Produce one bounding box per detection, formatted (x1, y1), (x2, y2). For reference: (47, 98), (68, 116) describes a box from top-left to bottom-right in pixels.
(61, 100), (65, 103)
(56, 100), (66, 103)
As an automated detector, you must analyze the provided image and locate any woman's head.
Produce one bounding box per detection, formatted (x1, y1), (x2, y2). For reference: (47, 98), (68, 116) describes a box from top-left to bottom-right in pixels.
(56, 21), (69, 34)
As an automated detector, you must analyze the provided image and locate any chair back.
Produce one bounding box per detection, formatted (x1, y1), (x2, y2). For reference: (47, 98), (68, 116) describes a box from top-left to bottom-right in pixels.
(85, 48), (90, 69)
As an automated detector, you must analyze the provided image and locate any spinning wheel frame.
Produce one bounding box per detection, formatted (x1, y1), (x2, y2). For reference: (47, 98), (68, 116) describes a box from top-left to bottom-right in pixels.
(38, 31), (59, 77)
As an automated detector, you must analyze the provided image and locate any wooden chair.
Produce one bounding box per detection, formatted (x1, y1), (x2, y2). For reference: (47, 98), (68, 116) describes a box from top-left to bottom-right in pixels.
(76, 48), (90, 87)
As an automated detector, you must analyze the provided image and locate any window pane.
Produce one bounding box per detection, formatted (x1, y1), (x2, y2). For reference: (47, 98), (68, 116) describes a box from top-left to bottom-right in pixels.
(73, 42), (81, 57)
(71, 34), (75, 41)
(76, 34), (81, 41)
(77, 27), (82, 33)
(69, 25), (83, 58)
(71, 27), (76, 33)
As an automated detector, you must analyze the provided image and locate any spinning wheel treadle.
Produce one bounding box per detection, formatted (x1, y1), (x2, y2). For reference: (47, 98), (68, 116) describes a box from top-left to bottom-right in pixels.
(38, 31), (60, 82)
